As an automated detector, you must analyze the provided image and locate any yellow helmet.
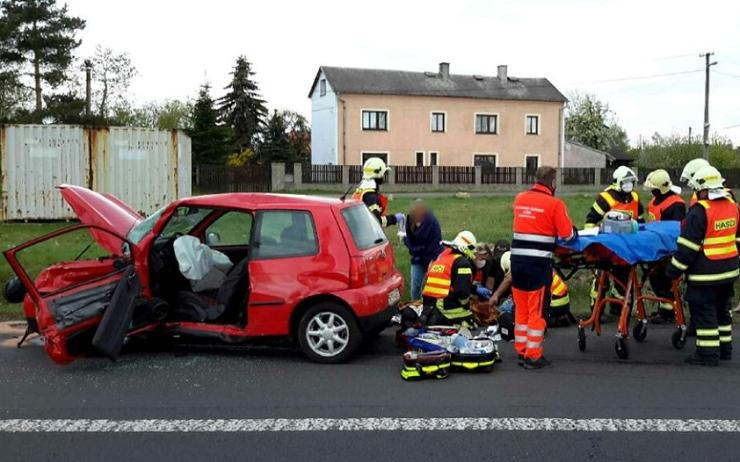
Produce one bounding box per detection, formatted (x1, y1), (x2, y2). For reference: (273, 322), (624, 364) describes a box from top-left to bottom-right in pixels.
(690, 165), (724, 191)
(500, 251), (511, 275)
(612, 166), (637, 185)
(680, 158), (710, 184)
(362, 157), (390, 180)
(443, 230), (477, 260)
(643, 169), (673, 194)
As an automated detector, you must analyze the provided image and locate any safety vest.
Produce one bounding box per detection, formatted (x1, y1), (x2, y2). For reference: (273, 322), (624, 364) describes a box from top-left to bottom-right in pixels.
(550, 272), (570, 307)
(691, 189), (737, 207)
(352, 188), (387, 215)
(698, 199), (739, 261)
(600, 187), (640, 218)
(647, 194), (685, 222)
(422, 248), (472, 320)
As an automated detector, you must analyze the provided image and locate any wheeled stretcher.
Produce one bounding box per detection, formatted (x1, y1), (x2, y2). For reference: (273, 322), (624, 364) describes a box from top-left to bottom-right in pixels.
(555, 221), (686, 359)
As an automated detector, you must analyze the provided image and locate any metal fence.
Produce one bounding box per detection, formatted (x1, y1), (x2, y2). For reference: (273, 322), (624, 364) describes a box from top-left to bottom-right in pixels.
(395, 166), (433, 184)
(439, 166), (475, 184)
(302, 163), (342, 184)
(562, 168), (596, 185)
(194, 164), (272, 193)
(481, 167), (517, 184)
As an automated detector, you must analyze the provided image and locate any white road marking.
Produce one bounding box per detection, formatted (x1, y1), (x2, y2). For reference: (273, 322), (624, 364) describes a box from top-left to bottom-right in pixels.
(1, 418), (739, 432)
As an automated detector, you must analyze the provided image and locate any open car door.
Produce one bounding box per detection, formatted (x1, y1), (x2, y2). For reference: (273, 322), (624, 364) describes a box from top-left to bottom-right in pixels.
(3, 224), (142, 364)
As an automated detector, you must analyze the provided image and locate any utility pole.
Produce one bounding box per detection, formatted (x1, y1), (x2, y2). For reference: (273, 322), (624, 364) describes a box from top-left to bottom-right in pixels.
(84, 59), (93, 117)
(700, 52), (717, 159)
(688, 126), (692, 143)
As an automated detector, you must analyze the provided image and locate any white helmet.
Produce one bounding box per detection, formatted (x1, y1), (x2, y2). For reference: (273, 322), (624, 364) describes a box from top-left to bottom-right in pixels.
(443, 230), (477, 260)
(680, 158), (710, 184)
(643, 169), (673, 194)
(500, 251), (511, 275)
(612, 166), (637, 185)
(362, 157), (390, 180)
(690, 165), (724, 191)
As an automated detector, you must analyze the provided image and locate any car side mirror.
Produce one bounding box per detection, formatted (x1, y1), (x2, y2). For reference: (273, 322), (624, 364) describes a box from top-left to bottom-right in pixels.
(206, 232), (221, 246)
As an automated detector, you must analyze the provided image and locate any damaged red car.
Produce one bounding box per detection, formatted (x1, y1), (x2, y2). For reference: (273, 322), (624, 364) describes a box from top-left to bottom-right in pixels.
(3, 185), (403, 365)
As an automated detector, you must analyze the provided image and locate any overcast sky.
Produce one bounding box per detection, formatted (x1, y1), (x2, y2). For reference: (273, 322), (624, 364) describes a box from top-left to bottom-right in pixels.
(65, 0), (740, 145)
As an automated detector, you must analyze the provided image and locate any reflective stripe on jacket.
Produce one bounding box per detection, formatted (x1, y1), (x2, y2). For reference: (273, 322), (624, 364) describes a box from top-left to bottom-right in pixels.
(422, 248), (473, 320)
(550, 271), (569, 307)
(647, 194), (685, 222)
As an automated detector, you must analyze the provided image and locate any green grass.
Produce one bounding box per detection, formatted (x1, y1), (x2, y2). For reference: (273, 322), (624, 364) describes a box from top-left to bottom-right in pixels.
(2, 193), (737, 322)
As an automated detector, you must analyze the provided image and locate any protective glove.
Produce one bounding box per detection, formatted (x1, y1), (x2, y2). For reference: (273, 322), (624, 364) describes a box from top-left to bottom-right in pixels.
(475, 285), (492, 299)
(394, 212), (406, 224)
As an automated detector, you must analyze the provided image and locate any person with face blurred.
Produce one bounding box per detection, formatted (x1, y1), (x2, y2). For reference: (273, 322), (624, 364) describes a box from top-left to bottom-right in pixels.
(401, 199), (443, 300)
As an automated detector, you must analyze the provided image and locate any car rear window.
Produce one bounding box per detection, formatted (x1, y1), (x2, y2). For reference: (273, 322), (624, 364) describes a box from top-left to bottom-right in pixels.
(341, 205), (388, 250)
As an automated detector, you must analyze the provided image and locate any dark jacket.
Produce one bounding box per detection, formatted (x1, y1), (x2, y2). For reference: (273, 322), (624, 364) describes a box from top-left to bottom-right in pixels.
(403, 212), (443, 266)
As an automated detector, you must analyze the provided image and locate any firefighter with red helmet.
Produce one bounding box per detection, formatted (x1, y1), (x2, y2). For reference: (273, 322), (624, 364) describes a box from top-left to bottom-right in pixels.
(643, 169), (686, 324)
(352, 157), (403, 227)
(511, 166), (576, 369)
(667, 165), (739, 366)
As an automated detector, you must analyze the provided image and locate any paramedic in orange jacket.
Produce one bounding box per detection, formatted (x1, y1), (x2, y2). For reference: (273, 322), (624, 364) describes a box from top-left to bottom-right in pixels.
(643, 169), (687, 324)
(511, 166), (576, 369)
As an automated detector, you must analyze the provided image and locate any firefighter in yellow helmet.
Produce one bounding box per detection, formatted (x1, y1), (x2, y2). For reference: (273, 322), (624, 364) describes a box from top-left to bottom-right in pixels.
(352, 157), (403, 227)
(585, 166), (644, 316)
(667, 165), (739, 366)
(643, 169), (686, 324)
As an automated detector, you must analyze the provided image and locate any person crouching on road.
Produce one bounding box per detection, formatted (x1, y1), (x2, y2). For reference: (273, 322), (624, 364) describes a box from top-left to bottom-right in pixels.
(402, 199), (443, 301)
(643, 169), (686, 324)
(353, 157), (405, 228)
(511, 166), (577, 369)
(666, 165), (738, 366)
(399, 231), (480, 329)
(545, 271), (575, 327)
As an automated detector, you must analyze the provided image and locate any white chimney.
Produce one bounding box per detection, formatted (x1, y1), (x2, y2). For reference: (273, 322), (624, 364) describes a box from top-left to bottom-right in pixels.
(439, 62), (450, 79)
(497, 64), (508, 82)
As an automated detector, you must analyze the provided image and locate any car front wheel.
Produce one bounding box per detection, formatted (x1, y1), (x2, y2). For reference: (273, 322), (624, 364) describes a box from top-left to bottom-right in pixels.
(297, 302), (361, 363)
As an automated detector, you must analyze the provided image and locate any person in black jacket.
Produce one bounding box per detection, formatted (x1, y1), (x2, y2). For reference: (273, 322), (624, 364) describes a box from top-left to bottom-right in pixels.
(402, 199), (443, 300)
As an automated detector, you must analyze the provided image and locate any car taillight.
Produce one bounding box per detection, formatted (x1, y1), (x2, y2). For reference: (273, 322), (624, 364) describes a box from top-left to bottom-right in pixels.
(349, 256), (369, 288)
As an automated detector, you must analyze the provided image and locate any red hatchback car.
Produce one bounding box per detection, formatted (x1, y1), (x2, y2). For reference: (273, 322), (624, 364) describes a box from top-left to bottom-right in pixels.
(3, 185), (403, 365)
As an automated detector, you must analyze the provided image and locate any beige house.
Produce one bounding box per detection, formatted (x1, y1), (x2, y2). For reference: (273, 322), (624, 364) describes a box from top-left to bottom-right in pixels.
(308, 63), (567, 168)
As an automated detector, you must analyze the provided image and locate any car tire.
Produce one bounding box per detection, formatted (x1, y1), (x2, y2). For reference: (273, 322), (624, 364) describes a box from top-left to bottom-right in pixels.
(297, 302), (362, 363)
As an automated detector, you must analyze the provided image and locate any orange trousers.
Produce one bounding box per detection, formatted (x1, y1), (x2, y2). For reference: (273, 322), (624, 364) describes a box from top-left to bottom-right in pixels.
(512, 286), (547, 360)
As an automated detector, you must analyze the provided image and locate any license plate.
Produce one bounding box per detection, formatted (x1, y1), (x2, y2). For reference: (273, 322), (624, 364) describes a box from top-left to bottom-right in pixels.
(388, 288), (401, 306)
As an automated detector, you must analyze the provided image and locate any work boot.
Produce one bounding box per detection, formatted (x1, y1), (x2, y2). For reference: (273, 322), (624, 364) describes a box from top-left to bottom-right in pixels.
(521, 356), (553, 369)
(684, 353), (719, 367)
(649, 311), (675, 325)
(517, 354), (525, 366)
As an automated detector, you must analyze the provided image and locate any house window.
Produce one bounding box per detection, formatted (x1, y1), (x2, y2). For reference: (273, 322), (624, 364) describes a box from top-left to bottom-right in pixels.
(362, 152), (389, 165)
(526, 115), (539, 135)
(525, 155), (539, 171)
(429, 152), (438, 166)
(362, 110), (388, 131)
(475, 114), (498, 134)
(431, 112), (445, 133)
(319, 79), (327, 97)
(473, 154), (497, 167)
(415, 151), (425, 166)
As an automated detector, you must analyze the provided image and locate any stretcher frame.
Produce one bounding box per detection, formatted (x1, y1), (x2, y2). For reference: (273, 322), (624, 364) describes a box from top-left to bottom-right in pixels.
(555, 249), (687, 359)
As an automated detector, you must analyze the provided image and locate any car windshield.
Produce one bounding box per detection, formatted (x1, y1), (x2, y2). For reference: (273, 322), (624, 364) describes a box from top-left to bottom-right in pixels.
(341, 205), (387, 250)
(126, 206), (166, 244)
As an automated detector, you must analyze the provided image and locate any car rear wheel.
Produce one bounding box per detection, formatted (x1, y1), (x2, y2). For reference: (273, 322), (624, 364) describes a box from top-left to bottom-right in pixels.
(297, 302), (361, 363)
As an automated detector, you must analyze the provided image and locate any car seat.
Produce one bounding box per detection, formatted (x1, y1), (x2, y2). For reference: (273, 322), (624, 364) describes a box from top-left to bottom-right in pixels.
(173, 257), (250, 325)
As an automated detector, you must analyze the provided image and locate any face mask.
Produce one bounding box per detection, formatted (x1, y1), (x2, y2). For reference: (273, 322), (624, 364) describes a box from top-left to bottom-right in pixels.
(475, 259), (486, 269)
(621, 181), (634, 193)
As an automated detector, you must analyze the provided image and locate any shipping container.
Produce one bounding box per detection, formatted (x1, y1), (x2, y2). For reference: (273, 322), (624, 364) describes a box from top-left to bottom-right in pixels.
(1, 124), (191, 221)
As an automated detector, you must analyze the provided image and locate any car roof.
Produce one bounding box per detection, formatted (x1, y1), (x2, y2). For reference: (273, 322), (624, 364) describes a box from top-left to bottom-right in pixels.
(176, 192), (353, 210)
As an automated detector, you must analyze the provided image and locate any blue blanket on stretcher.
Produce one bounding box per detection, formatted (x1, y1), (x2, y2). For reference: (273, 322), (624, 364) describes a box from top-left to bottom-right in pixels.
(558, 221), (681, 265)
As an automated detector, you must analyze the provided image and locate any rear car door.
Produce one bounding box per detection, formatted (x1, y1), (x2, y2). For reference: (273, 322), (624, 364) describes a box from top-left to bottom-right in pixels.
(4, 224), (141, 364)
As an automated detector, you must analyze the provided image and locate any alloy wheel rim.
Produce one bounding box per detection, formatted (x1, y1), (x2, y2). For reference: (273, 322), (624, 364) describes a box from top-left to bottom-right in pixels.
(306, 311), (349, 357)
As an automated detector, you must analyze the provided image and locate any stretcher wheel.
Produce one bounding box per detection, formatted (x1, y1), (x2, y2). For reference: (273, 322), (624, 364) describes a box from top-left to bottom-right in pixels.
(672, 328), (686, 350)
(577, 327), (586, 351)
(632, 321), (648, 342)
(615, 338), (629, 359)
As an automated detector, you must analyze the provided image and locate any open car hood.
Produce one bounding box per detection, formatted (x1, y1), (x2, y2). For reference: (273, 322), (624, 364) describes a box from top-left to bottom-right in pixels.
(58, 185), (143, 254)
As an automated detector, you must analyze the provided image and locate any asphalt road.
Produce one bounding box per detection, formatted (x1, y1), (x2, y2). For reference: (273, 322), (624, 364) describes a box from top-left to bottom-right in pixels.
(1, 321), (740, 461)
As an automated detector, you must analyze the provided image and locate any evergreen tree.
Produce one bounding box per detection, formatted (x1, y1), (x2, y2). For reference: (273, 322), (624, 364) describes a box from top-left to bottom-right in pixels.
(259, 110), (291, 163)
(188, 83), (229, 165)
(218, 56), (267, 153)
(0, 0), (86, 113)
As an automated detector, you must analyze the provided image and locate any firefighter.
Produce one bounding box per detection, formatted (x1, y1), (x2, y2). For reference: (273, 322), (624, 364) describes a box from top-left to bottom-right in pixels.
(666, 165), (739, 366)
(352, 157), (403, 227)
(511, 166), (576, 369)
(680, 158), (710, 206)
(643, 169), (687, 324)
(546, 271), (576, 327)
(585, 166), (644, 316)
(399, 231), (480, 328)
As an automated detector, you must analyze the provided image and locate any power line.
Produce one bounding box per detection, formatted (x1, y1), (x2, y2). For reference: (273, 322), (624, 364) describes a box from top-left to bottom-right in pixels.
(714, 70), (740, 80)
(573, 68), (704, 85)
(719, 123), (740, 130)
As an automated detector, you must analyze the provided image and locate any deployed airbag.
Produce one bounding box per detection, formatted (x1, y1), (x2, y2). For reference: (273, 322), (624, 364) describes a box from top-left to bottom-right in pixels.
(173, 235), (233, 292)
